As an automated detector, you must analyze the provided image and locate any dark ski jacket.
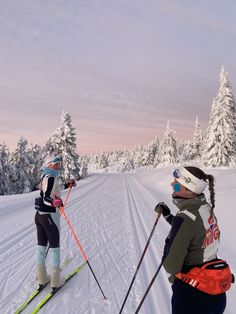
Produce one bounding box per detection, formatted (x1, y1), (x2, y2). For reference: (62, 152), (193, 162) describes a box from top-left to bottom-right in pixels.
(163, 194), (220, 283)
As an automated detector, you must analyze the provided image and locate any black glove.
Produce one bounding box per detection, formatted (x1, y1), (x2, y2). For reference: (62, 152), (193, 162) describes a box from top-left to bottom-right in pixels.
(70, 179), (77, 187)
(154, 202), (171, 217)
(65, 180), (77, 189)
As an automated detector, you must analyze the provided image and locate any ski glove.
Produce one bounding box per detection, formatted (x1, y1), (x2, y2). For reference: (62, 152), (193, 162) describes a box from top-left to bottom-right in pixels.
(64, 180), (76, 189)
(155, 202), (171, 217)
(52, 198), (63, 208)
(70, 179), (77, 187)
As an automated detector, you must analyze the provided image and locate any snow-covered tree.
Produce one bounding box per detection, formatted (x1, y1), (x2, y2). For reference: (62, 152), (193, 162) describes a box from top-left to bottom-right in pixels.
(43, 137), (54, 158)
(97, 152), (109, 170)
(107, 150), (119, 167)
(107, 150), (124, 172)
(86, 153), (97, 172)
(27, 143), (43, 190)
(118, 151), (135, 172)
(177, 138), (186, 161)
(0, 144), (11, 195)
(140, 137), (159, 166)
(78, 155), (89, 178)
(190, 116), (203, 160)
(157, 122), (178, 166)
(47, 112), (80, 181)
(202, 67), (236, 167)
(133, 145), (145, 167)
(9, 136), (31, 194)
(181, 140), (193, 163)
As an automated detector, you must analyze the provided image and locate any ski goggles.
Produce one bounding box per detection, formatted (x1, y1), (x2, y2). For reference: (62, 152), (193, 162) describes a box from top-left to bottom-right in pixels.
(173, 167), (208, 194)
(173, 169), (191, 183)
(47, 156), (61, 164)
(46, 156), (62, 169)
(52, 156), (61, 163)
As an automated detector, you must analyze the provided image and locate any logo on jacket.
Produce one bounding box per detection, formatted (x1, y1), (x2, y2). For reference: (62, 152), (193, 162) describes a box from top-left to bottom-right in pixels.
(202, 216), (220, 248)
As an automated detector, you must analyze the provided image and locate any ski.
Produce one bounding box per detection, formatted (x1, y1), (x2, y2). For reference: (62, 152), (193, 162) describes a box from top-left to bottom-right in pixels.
(31, 262), (86, 314)
(14, 282), (49, 314)
(14, 257), (74, 314)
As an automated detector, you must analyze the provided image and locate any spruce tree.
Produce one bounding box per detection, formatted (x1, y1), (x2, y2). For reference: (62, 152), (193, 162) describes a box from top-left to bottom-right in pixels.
(27, 143), (43, 190)
(180, 140), (192, 163)
(140, 137), (159, 166)
(0, 144), (10, 195)
(118, 150), (134, 172)
(9, 136), (31, 194)
(48, 111), (80, 182)
(133, 145), (145, 167)
(97, 152), (109, 169)
(190, 116), (203, 160)
(202, 66), (236, 167)
(158, 121), (178, 166)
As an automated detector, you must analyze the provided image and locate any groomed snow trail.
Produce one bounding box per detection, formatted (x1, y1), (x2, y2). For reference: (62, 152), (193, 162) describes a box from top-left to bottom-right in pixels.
(0, 170), (235, 314)
(0, 173), (170, 314)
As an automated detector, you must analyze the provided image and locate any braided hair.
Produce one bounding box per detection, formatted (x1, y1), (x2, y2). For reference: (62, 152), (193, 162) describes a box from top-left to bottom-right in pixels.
(185, 166), (215, 214)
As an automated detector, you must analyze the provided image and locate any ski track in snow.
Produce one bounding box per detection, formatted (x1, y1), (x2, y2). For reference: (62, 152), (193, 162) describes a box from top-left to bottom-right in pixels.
(0, 170), (235, 314)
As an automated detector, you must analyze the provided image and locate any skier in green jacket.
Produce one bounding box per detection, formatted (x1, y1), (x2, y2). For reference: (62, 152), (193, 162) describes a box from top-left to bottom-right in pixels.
(157, 166), (232, 314)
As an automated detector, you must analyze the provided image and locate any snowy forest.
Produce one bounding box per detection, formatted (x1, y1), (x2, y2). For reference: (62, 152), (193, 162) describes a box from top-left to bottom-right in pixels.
(82, 66), (236, 172)
(0, 112), (85, 195)
(0, 66), (235, 195)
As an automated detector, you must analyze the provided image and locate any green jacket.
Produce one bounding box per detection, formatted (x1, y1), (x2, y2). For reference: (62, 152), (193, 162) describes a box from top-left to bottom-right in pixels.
(163, 194), (220, 283)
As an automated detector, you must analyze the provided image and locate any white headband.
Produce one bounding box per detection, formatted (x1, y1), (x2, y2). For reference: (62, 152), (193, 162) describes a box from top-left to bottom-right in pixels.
(174, 166), (207, 194)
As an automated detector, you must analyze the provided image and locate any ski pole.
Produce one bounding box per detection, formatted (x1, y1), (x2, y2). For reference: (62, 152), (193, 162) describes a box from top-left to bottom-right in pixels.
(45, 182), (73, 258)
(119, 211), (162, 314)
(63, 181), (73, 208)
(60, 205), (107, 299)
(135, 258), (164, 314)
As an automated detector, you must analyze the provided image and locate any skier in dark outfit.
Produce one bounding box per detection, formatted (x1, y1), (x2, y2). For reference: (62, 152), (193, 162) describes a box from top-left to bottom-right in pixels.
(35, 156), (76, 289)
(156, 166), (231, 314)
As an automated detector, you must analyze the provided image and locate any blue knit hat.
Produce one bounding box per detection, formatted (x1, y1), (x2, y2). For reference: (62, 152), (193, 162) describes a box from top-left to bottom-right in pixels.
(45, 155), (61, 166)
(41, 155), (62, 177)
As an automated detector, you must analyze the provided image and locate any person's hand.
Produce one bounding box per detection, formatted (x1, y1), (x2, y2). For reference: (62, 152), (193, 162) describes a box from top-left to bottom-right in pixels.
(70, 179), (77, 187)
(154, 202), (171, 217)
(52, 198), (63, 208)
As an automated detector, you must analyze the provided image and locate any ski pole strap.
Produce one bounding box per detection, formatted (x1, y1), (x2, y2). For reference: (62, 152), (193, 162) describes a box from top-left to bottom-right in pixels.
(175, 259), (234, 295)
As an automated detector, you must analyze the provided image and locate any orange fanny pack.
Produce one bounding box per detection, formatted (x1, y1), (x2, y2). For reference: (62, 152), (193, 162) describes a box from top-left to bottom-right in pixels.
(175, 259), (234, 295)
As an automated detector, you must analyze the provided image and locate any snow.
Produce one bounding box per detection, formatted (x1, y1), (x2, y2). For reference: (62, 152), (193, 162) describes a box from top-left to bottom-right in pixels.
(0, 167), (235, 314)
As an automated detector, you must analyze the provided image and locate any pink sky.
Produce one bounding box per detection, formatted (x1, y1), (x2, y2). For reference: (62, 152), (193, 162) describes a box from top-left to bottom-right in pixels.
(0, 1), (235, 154)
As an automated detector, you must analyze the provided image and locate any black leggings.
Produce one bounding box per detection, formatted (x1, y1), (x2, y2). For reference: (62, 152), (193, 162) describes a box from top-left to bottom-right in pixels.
(35, 211), (60, 248)
(172, 279), (226, 314)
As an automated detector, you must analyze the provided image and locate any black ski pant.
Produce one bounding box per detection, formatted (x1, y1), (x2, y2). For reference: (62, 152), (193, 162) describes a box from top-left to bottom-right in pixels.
(35, 211), (60, 248)
(172, 279), (226, 314)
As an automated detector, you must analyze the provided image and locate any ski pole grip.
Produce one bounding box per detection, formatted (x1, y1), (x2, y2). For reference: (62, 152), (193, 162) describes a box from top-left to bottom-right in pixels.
(155, 202), (170, 217)
(154, 202), (164, 214)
